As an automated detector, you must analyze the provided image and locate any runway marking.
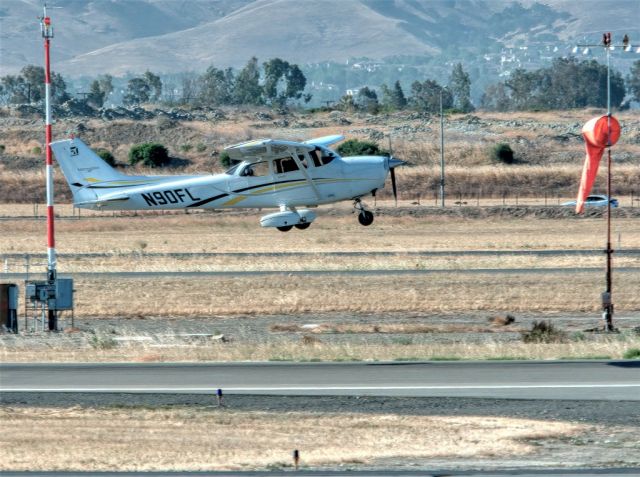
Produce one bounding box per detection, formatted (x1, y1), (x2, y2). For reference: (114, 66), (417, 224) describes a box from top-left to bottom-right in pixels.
(4, 384), (640, 392)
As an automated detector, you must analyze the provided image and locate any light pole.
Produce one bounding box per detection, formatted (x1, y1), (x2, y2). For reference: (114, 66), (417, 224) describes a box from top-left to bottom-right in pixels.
(575, 33), (635, 332)
(439, 89), (445, 207)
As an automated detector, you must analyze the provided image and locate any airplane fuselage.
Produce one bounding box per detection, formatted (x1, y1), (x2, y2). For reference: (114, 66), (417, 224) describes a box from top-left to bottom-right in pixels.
(78, 155), (387, 211)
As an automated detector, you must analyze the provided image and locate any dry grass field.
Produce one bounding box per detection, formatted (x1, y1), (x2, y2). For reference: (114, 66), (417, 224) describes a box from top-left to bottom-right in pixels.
(0, 406), (581, 471)
(3, 209), (640, 255)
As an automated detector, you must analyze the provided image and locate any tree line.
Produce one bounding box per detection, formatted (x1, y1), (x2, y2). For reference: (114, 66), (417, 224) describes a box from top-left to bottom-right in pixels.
(1, 57), (639, 113)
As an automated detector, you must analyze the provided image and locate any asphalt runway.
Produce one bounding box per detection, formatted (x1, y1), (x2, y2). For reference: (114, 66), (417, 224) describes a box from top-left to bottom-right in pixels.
(3, 266), (640, 280)
(2, 361), (639, 400)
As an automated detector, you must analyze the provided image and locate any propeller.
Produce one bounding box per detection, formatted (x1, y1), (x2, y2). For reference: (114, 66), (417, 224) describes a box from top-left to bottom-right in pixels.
(387, 136), (405, 206)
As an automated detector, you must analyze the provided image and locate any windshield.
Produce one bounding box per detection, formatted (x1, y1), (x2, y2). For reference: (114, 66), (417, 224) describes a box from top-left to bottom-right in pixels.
(225, 163), (241, 175)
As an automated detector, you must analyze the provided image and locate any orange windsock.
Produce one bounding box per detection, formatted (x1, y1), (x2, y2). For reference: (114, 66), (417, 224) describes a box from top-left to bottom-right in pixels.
(576, 115), (621, 214)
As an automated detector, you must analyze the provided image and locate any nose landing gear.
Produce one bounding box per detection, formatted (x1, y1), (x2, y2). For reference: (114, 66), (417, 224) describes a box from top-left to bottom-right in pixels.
(354, 199), (374, 226)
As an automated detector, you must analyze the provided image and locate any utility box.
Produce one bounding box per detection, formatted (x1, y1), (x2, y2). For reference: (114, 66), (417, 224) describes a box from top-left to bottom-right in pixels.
(25, 278), (73, 310)
(56, 278), (74, 310)
(0, 283), (19, 333)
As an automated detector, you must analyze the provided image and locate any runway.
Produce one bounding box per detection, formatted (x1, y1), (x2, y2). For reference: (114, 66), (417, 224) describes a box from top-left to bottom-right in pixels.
(2, 360), (639, 400)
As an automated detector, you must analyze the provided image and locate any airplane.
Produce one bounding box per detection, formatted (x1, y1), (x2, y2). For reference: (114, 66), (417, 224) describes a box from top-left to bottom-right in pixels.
(50, 134), (404, 231)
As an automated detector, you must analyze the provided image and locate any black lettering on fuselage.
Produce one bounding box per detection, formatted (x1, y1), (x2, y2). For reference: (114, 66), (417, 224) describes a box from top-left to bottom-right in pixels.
(142, 193), (157, 206)
(185, 189), (201, 201)
(142, 188), (201, 207)
(165, 190), (178, 203)
(153, 191), (168, 205)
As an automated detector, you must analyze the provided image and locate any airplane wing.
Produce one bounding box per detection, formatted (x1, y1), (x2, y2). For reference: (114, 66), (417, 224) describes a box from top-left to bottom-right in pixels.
(303, 134), (344, 148)
(224, 138), (315, 162)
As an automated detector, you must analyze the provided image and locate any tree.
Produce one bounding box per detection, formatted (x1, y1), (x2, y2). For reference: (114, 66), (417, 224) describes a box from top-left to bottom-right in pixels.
(143, 71), (162, 101)
(263, 58), (308, 106)
(1, 65), (69, 105)
(390, 80), (407, 110)
(480, 83), (510, 111)
(627, 60), (640, 103)
(448, 63), (474, 112)
(86, 74), (113, 108)
(337, 139), (386, 156)
(410, 79), (452, 113)
(234, 57), (263, 105)
(197, 66), (234, 106)
(356, 86), (379, 113)
(96, 148), (116, 166)
(123, 77), (151, 106)
(129, 143), (170, 168)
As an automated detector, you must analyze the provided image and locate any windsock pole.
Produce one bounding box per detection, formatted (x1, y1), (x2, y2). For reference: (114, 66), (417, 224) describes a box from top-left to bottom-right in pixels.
(41, 5), (58, 331)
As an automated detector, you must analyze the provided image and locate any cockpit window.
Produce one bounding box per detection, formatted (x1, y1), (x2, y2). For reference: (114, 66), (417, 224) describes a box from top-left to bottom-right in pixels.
(225, 164), (241, 175)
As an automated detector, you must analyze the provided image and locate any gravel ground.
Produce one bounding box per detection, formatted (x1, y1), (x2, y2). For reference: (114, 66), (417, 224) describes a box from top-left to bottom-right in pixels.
(3, 311), (639, 348)
(2, 393), (639, 470)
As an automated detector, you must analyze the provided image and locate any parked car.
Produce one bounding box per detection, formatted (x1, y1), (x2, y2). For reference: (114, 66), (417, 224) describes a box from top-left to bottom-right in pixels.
(562, 195), (619, 208)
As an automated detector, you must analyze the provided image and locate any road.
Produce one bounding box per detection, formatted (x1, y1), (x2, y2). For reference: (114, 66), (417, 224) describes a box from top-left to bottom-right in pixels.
(2, 361), (639, 400)
(3, 267), (640, 279)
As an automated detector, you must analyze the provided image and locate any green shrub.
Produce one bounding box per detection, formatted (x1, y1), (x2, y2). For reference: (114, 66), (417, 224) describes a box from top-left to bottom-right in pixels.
(196, 143), (207, 153)
(96, 148), (116, 166)
(336, 139), (386, 157)
(491, 143), (515, 164)
(32, 146), (42, 155)
(129, 143), (170, 168)
(180, 144), (193, 152)
(0, 144), (5, 153)
(220, 150), (235, 168)
(623, 348), (640, 359)
(521, 320), (568, 343)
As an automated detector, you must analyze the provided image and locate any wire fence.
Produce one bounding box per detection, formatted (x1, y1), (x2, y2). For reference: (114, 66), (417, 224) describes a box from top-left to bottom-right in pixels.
(0, 193), (639, 219)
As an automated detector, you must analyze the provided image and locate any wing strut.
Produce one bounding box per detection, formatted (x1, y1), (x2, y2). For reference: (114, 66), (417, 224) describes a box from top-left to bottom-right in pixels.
(290, 148), (322, 201)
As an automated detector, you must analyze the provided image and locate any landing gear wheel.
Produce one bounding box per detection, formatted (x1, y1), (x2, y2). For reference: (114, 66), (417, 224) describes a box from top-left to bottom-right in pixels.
(358, 210), (374, 226)
(294, 222), (311, 230)
(277, 225), (293, 232)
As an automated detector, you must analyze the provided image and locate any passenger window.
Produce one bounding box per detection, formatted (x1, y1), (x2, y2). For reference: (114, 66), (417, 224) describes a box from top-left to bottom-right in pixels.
(241, 161), (270, 177)
(274, 157), (299, 174)
(297, 155), (309, 169)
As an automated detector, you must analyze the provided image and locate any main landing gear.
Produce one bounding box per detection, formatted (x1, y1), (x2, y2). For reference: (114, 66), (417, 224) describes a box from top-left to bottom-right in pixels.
(354, 199), (374, 226)
(277, 222), (311, 232)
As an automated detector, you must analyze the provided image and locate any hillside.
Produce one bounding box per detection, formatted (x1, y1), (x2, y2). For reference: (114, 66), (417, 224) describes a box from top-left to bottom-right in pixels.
(1, 0), (638, 76)
(1, 107), (639, 204)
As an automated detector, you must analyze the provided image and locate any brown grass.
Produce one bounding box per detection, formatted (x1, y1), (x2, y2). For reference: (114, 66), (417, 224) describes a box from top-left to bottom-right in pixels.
(2, 334), (638, 363)
(50, 271), (640, 318)
(0, 406), (582, 470)
(2, 213), (640, 255)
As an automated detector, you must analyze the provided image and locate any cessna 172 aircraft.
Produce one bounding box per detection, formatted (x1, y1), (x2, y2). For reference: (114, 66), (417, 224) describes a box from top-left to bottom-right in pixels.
(51, 134), (403, 231)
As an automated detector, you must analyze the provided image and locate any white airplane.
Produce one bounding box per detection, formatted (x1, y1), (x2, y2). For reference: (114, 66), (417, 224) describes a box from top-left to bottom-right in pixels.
(51, 135), (403, 231)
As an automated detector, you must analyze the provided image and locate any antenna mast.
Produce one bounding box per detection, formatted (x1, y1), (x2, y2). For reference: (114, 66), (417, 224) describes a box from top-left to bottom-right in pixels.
(41, 4), (58, 330)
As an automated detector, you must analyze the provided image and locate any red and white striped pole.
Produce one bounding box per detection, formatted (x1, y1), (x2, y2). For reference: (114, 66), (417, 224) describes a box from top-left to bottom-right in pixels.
(41, 6), (57, 330)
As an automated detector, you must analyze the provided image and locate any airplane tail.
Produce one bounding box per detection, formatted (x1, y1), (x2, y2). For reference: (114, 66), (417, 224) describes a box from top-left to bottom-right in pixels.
(50, 138), (131, 206)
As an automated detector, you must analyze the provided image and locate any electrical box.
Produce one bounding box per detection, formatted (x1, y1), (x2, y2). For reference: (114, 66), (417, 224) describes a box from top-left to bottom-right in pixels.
(0, 283), (18, 332)
(55, 278), (74, 310)
(25, 279), (74, 310)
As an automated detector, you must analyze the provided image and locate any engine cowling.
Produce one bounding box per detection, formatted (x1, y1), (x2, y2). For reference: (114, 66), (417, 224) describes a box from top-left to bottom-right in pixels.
(260, 209), (316, 228)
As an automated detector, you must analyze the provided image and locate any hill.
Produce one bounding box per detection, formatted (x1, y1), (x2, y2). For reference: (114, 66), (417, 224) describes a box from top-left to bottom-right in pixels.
(1, 0), (638, 76)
